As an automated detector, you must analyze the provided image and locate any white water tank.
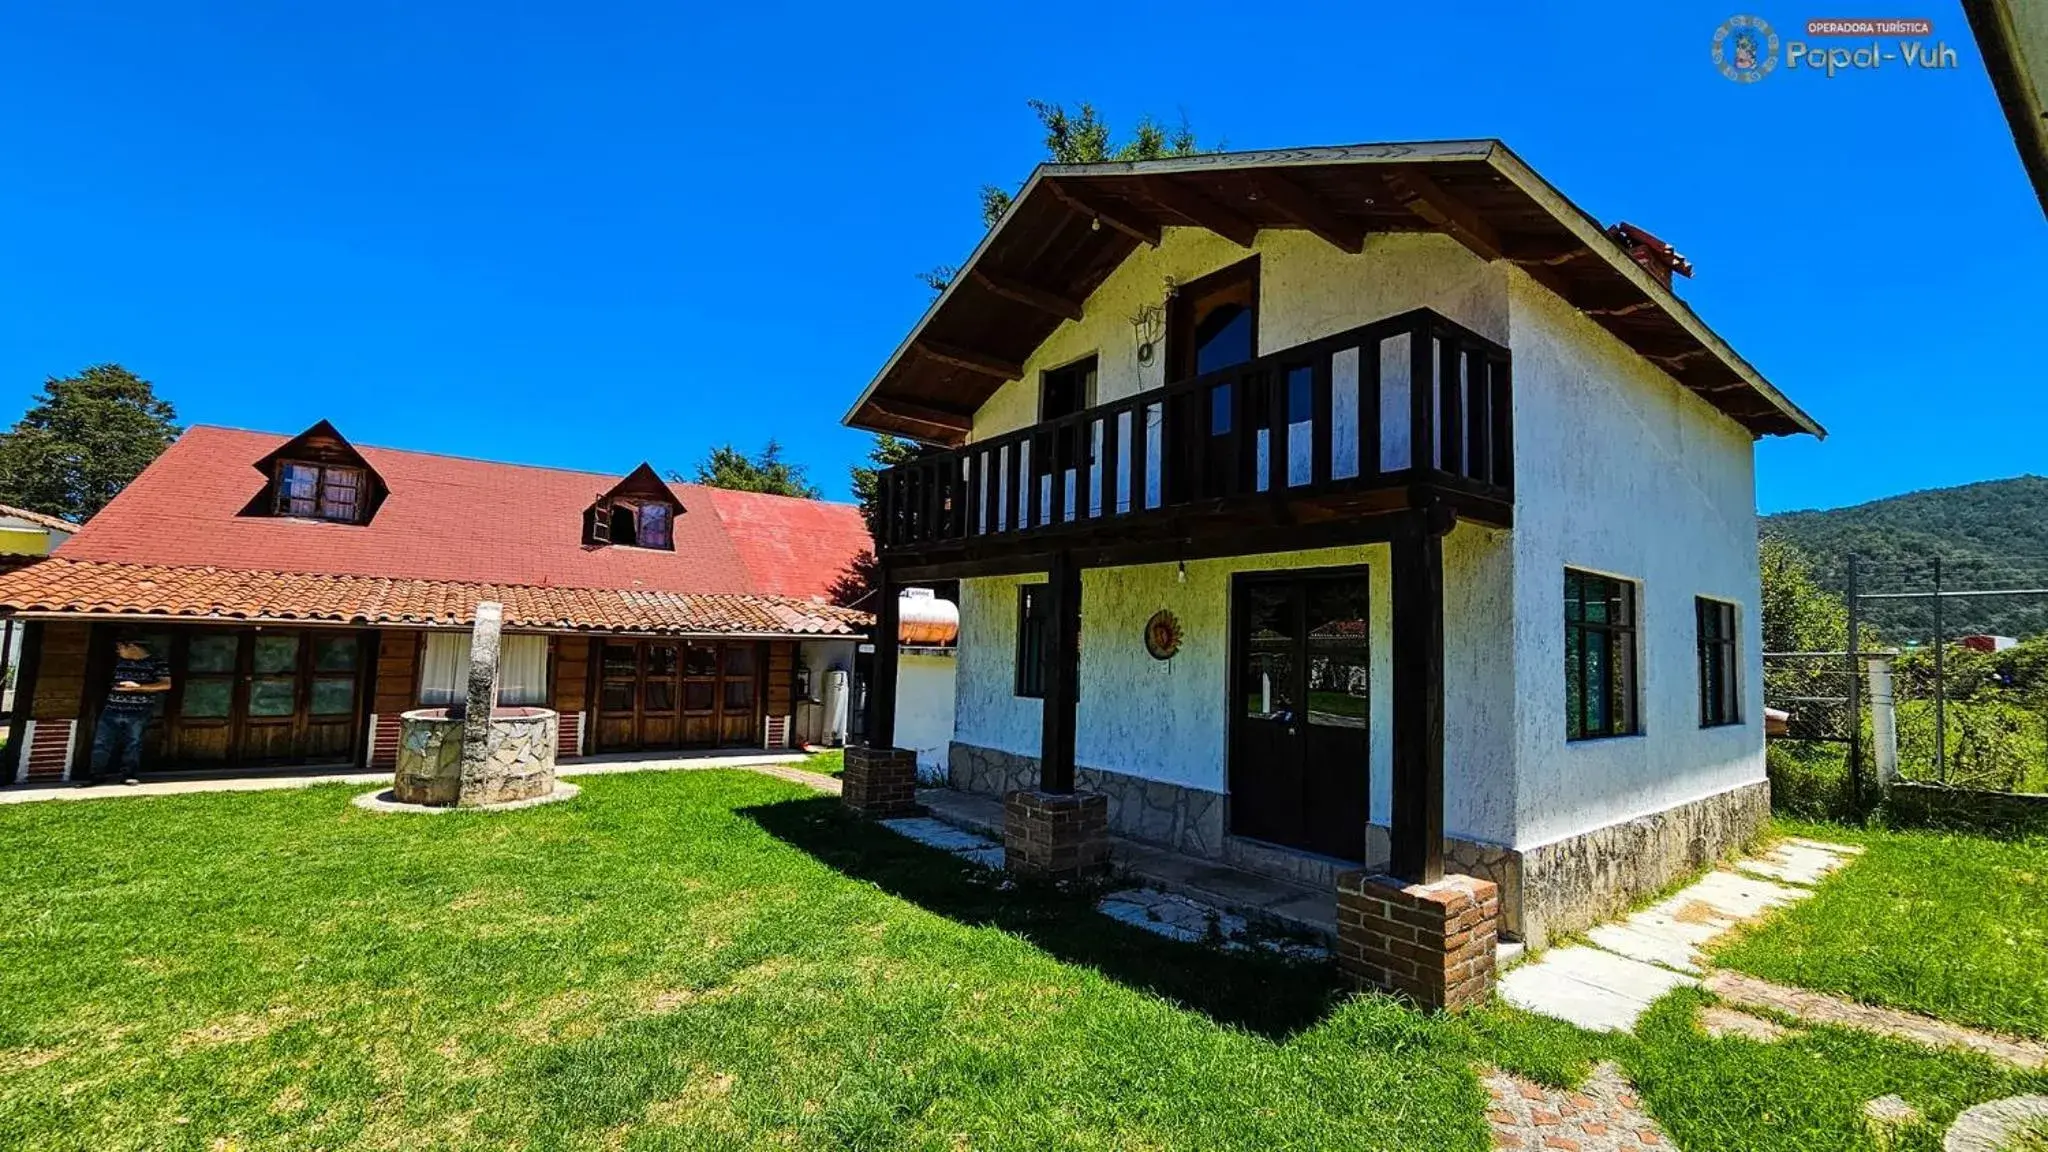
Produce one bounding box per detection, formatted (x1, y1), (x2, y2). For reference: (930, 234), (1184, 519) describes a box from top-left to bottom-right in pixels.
(821, 668), (849, 746)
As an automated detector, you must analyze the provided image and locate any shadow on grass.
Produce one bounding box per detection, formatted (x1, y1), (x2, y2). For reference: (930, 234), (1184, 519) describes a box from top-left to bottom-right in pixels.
(742, 795), (1347, 1041)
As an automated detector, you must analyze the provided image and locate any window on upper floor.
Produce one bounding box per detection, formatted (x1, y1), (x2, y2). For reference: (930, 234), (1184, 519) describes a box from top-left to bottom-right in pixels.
(583, 462), (681, 550)
(274, 461), (367, 523)
(1565, 568), (1639, 741)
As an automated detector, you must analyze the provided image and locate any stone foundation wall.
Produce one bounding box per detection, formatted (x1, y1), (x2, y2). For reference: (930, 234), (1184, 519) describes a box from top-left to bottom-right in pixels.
(951, 742), (1224, 857)
(1336, 871), (1499, 1011)
(842, 745), (920, 816)
(1885, 781), (2048, 839)
(950, 741), (1768, 948)
(1515, 779), (1771, 948)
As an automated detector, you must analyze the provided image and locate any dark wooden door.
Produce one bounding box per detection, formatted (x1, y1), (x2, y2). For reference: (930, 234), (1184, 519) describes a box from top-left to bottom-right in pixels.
(594, 639), (763, 752)
(152, 627), (367, 768)
(1229, 569), (1371, 861)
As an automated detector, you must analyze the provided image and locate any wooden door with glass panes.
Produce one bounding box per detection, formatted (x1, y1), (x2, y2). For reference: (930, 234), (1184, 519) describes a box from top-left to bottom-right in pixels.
(595, 638), (764, 752)
(157, 627), (367, 767)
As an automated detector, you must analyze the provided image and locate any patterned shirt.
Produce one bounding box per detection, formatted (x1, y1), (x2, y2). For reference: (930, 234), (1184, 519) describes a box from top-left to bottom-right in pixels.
(106, 655), (169, 713)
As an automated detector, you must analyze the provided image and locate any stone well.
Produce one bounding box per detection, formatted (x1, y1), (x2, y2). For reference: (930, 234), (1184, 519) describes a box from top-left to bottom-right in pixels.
(394, 705), (558, 807)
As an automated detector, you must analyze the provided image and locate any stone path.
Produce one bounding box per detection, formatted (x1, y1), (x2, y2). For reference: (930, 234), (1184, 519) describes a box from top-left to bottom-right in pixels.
(1499, 839), (1861, 1033)
(1703, 971), (2048, 1070)
(1483, 1061), (1672, 1151)
(1944, 1094), (2048, 1151)
(1095, 886), (1330, 960)
(878, 815), (1004, 868)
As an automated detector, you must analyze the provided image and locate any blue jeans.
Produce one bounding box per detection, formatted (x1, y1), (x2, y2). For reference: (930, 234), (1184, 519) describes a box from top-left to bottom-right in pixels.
(89, 709), (150, 780)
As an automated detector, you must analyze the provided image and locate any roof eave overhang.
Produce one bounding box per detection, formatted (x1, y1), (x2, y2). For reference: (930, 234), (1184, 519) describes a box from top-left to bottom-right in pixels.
(844, 138), (1823, 443)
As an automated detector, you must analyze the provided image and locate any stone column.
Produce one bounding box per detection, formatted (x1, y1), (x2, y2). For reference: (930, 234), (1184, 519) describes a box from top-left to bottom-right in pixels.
(458, 602), (504, 783)
(1335, 870), (1499, 1011)
(1004, 788), (1109, 879)
(841, 745), (919, 816)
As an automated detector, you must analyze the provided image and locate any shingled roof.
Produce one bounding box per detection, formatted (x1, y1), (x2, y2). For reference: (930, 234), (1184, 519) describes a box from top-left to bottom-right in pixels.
(0, 425), (874, 637)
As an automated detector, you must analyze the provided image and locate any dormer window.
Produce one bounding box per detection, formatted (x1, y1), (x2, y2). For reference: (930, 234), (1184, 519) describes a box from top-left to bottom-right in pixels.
(275, 461), (366, 522)
(636, 501), (672, 549)
(583, 462), (682, 550)
(243, 420), (388, 526)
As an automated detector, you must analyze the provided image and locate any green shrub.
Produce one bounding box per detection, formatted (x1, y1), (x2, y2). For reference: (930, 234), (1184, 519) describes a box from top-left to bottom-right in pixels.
(1766, 740), (1864, 821)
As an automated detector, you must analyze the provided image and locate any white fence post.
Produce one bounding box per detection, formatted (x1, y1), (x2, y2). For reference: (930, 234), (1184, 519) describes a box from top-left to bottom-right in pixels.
(1867, 654), (1898, 793)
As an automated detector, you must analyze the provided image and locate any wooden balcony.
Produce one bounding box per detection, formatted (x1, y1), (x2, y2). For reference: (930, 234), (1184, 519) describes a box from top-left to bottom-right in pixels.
(874, 308), (1512, 577)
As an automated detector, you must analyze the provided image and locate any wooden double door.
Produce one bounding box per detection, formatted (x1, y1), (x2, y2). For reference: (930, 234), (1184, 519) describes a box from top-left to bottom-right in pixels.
(1229, 569), (1372, 861)
(596, 639), (760, 751)
(134, 626), (368, 767)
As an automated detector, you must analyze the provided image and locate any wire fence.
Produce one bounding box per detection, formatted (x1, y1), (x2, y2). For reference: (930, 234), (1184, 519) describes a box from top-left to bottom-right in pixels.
(1763, 552), (2048, 799)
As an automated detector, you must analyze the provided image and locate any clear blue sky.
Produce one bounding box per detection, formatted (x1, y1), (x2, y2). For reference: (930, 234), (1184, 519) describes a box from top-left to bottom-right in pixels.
(0, 1), (2037, 512)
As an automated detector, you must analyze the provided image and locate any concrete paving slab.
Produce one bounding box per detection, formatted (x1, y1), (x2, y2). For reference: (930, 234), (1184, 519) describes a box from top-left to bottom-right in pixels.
(1498, 962), (1660, 1033)
(1673, 870), (1806, 922)
(1542, 944), (1700, 1002)
(1586, 922), (1704, 974)
(1736, 840), (1855, 887)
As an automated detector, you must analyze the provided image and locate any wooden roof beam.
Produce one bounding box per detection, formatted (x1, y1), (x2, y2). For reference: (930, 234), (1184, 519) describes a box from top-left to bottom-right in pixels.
(914, 340), (1024, 381)
(968, 268), (1084, 322)
(1252, 172), (1366, 253)
(870, 397), (974, 439)
(1384, 170), (1503, 261)
(1144, 177), (1259, 248)
(1046, 179), (1161, 247)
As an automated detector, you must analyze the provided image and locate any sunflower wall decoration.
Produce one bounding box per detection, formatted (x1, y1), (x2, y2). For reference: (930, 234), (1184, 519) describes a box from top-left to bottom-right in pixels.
(1143, 609), (1183, 661)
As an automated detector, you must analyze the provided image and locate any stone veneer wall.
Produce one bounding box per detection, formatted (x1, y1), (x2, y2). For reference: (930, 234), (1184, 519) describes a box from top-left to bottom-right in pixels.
(1512, 779), (1771, 947)
(395, 708), (557, 808)
(951, 740), (1769, 948)
(951, 741), (1225, 858)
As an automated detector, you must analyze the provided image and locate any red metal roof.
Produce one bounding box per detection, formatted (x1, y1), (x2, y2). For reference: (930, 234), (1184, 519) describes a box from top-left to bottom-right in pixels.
(5, 425), (876, 636)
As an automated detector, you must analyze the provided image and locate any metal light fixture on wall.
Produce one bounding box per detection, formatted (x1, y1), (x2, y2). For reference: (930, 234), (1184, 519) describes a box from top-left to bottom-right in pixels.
(1129, 301), (1164, 368)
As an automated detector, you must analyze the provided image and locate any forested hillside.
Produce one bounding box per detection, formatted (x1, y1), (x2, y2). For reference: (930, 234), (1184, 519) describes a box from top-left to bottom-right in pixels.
(1762, 476), (2048, 640)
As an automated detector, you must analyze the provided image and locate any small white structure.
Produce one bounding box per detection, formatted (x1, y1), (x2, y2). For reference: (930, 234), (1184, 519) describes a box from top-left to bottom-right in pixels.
(844, 142), (1823, 950)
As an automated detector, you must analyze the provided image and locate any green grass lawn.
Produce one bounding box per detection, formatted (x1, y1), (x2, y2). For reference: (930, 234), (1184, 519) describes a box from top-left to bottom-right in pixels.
(0, 780), (2043, 1151)
(794, 749), (843, 777)
(1713, 820), (2048, 1040)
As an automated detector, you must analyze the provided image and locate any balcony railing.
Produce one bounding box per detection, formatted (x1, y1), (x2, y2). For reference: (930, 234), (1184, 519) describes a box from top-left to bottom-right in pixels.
(876, 307), (1512, 555)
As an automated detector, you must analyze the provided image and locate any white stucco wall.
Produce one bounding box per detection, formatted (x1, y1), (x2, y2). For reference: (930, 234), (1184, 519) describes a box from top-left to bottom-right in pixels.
(1503, 272), (1766, 849)
(895, 651), (956, 780)
(970, 228), (1509, 443)
(952, 525), (1517, 845)
(942, 222), (1765, 855)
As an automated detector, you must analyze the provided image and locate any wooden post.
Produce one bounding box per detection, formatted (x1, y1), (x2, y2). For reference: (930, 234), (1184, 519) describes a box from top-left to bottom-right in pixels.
(867, 571), (900, 748)
(1038, 551), (1082, 794)
(1389, 509), (1446, 883)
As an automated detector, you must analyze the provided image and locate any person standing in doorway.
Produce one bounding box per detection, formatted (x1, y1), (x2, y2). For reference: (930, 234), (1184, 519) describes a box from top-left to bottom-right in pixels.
(86, 636), (171, 785)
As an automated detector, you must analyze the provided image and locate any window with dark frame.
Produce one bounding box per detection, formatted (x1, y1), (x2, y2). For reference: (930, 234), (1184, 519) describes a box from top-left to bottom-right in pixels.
(274, 460), (367, 523)
(1697, 596), (1740, 728)
(1564, 568), (1639, 740)
(1015, 583), (1048, 699)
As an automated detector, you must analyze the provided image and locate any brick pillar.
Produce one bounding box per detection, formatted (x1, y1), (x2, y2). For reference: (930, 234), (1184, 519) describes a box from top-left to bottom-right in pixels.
(1003, 789), (1109, 879)
(1335, 871), (1499, 1011)
(841, 745), (919, 816)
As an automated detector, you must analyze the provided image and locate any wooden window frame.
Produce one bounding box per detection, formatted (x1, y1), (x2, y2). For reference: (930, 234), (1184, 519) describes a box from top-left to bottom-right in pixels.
(273, 460), (367, 524)
(1696, 596), (1741, 728)
(1038, 353), (1100, 422)
(1564, 568), (1640, 742)
(1166, 255), (1260, 384)
(1015, 583), (1047, 699)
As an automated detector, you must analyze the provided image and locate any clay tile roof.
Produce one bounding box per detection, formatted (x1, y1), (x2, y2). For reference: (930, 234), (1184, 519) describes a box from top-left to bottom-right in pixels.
(0, 504), (81, 533)
(0, 557), (869, 636)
